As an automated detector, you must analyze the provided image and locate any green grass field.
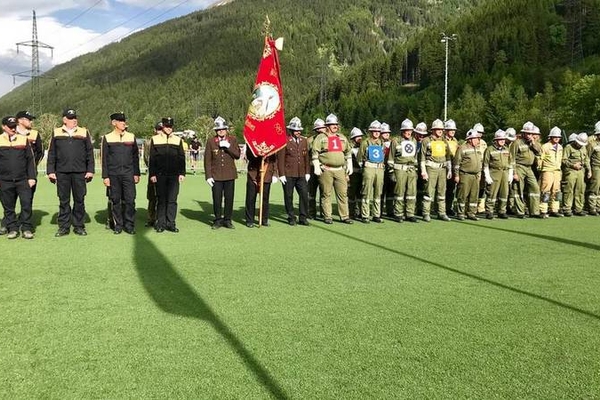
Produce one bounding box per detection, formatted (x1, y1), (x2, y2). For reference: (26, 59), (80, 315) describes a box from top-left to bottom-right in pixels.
(2, 174), (600, 399)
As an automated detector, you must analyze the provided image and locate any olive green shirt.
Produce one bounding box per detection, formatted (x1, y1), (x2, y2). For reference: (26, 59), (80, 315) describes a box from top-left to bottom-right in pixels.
(483, 144), (512, 171)
(453, 143), (484, 174)
(311, 132), (351, 168)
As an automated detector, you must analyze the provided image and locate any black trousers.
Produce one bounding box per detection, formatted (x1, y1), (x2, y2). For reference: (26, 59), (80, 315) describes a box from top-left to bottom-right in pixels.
(245, 178), (271, 224)
(308, 173), (320, 218)
(56, 172), (87, 230)
(0, 180), (33, 232)
(146, 181), (157, 223)
(212, 180), (235, 224)
(109, 175), (136, 230)
(283, 176), (308, 222)
(156, 175), (179, 229)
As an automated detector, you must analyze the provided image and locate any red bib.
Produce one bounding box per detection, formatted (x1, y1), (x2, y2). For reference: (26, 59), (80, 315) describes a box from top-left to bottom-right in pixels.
(327, 136), (342, 152)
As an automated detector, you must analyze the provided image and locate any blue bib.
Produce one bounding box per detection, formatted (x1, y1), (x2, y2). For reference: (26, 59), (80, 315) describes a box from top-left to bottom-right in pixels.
(367, 145), (384, 163)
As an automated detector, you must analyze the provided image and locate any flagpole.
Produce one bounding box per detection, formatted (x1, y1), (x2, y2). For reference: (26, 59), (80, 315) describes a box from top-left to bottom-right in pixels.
(258, 157), (266, 227)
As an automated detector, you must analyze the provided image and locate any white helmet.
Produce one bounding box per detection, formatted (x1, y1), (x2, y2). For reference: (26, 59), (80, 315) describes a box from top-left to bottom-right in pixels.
(380, 123), (391, 133)
(325, 113), (339, 125)
(287, 117), (303, 131)
(368, 120), (382, 131)
(594, 121), (600, 135)
(400, 118), (414, 131)
(505, 127), (517, 141)
(213, 116), (228, 131)
(493, 129), (507, 141)
(431, 119), (444, 130)
(521, 121), (536, 133)
(568, 133), (577, 142)
(313, 118), (326, 130)
(350, 127), (364, 139)
(473, 123), (484, 133)
(414, 122), (428, 136)
(532, 125), (541, 135)
(575, 132), (588, 146)
(548, 126), (562, 138)
(444, 119), (457, 130)
(466, 129), (479, 140)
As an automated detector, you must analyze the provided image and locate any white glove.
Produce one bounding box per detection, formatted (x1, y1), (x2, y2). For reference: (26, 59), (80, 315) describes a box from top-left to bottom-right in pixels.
(219, 140), (230, 149)
(508, 168), (514, 184)
(346, 159), (353, 176)
(421, 171), (429, 181)
(312, 160), (322, 176)
(206, 178), (215, 187)
(305, 174), (310, 182)
(484, 167), (493, 185)
(272, 176), (279, 184)
(279, 176), (287, 185)
(446, 161), (453, 180)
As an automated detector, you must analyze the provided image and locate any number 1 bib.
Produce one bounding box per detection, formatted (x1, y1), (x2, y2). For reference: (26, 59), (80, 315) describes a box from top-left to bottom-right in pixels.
(327, 136), (343, 152)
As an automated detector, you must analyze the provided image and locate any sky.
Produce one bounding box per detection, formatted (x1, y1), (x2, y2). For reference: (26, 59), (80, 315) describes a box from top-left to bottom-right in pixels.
(0, 0), (216, 99)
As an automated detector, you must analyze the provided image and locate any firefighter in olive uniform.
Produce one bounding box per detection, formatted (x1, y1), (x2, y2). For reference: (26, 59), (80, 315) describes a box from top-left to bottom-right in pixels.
(538, 126), (564, 218)
(389, 118), (418, 223)
(149, 117), (186, 232)
(472, 123), (488, 214)
(562, 132), (591, 216)
(311, 113), (353, 224)
(348, 127), (364, 220)
(358, 120), (385, 223)
(444, 119), (459, 216)
(453, 129), (484, 220)
(47, 109), (95, 237)
(380, 122), (395, 217)
(0, 116), (36, 239)
(585, 121), (600, 215)
(419, 119), (452, 222)
(509, 121), (543, 218)
(101, 113), (140, 234)
(278, 117), (311, 225)
(308, 118), (326, 218)
(204, 116), (241, 229)
(414, 122), (429, 217)
(483, 129), (513, 219)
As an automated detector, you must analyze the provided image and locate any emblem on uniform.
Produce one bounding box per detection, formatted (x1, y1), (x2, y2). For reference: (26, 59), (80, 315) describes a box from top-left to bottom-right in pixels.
(248, 82), (281, 121)
(401, 141), (416, 157)
(327, 136), (343, 152)
(367, 145), (384, 162)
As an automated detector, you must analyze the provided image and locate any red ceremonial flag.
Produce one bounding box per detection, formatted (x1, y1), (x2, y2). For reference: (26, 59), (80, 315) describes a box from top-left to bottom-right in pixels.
(243, 36), (286, 157)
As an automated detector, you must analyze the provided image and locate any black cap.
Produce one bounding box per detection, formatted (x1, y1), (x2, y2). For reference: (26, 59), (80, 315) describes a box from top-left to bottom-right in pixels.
(63, 109), (77, 119)
(162, 117), (174, 127)
(110, 112), (126, 122)
(154, 122), (164, 131)
(16, 110), (36, 120)
(2, 116), (17, 128)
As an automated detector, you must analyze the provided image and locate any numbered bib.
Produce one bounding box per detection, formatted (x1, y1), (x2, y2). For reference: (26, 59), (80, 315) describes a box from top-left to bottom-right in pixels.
(367, 145), (384, 163)
(401, 140), (416, 157)
(430, 140), (446, 158)
(328, 136), (343, 152)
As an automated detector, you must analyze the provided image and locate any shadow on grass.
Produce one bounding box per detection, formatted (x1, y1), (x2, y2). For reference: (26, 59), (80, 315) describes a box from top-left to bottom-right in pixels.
(312, 224), (600, 321)
(459, 221), (600, 252)
(134, 232), (288, 399)
(32, 210), (49, 227)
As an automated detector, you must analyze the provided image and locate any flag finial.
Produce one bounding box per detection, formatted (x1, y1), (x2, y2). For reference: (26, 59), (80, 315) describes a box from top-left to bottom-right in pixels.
(262, 15), (271, 38)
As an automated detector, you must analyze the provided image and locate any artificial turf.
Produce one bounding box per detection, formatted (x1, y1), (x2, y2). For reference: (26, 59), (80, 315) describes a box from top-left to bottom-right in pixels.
(1, 174), (599, 399)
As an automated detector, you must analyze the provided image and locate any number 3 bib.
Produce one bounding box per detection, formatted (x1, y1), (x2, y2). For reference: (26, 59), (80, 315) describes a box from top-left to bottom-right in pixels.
(367, 145), (384, 163)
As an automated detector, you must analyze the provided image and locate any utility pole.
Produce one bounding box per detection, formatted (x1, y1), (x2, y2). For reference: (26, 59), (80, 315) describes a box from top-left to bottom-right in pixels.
(441, 33), (457, 121)
(12, 10), (54, 117)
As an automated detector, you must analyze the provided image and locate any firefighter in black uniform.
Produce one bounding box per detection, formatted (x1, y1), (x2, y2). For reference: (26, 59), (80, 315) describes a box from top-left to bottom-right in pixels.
(16, 111), (43, 204)
(101, 113), (140, 234)
(149, 117), (186, 233)
(144, 122), (162, 227)
(47, 109), (95, 237)
(0, 116), (37, 239)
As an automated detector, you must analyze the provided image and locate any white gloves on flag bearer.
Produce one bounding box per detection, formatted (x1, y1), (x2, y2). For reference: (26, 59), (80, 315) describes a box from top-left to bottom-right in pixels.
(272, 176), (279, 184)
(219, 140), (230, 149)
(346, 159), (353, 176)
(484, 167), (494, 185)
(206, 178), (215, 187)
(312, 160), (322, 176)
(279, 176), (287, 185)
(305, 174), (310, 182)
